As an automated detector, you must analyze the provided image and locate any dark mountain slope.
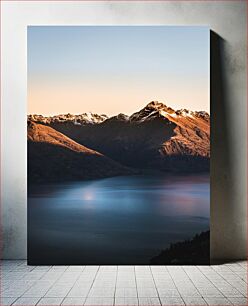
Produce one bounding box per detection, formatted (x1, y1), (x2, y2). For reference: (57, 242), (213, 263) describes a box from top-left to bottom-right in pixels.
(28, 122), (134, 183)
(29, 101), (210, 172)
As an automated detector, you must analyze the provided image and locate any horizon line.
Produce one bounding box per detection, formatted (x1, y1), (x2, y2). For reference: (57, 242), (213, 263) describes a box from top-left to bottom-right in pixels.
(28, 101), (210, 117)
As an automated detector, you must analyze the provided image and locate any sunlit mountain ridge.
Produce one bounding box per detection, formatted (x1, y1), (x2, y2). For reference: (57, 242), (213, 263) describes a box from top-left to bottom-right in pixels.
(28, 101), (210, 182)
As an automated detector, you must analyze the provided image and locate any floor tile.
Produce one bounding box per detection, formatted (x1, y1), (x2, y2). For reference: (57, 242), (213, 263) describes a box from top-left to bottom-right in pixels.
(88, 287), (115, 298)
(61, 297), (86, 305)
(138, 297), (161, 305)
(0, 297), (18, 306)
(12, 297), (40, 305)
(0, 260), (246, 306)
(92, 280), (116, 288)
(197, 287), (224, 297)
(138, 287), (158, 298)
(37, 297), (64, 305)
(49, 266), (68, 272)
(22, 282), (53, 297)
(66, 266), (85, 272)
(115, 297), (138, 305)
(45, 284), (72, 297)
(157, 288), (180, 298)
(118, 266), (134, 272)
(182, 297), (207, 305)
(160, 297), (185, 305)
(115, 288), (137, 298)
(99, 266), (117, 272)
(136, 279), (155, 287)
(204, 297), (233, 305)
(178, 288), (201, 298)
(32, 266), (51, 272)
(116, 279), (136, 287)
(84, 297), (114, 306)
(228, 297), (248, 305)
(217, 286), (245, 297)
(67, 284), (91, 297)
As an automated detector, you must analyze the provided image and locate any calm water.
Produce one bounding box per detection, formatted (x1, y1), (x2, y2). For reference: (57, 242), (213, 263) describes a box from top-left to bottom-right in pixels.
(28, 174), (209, 264)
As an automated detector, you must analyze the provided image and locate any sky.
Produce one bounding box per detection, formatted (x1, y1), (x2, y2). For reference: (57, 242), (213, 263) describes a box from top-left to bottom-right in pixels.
(28, 26), (209, 116)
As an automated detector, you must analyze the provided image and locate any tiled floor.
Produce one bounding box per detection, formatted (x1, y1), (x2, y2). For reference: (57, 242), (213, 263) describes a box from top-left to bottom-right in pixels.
(1, 260), (247, 306)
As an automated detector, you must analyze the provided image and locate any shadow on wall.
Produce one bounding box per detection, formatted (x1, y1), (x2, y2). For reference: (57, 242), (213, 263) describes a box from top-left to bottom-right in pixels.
(210, 31), (242, 263)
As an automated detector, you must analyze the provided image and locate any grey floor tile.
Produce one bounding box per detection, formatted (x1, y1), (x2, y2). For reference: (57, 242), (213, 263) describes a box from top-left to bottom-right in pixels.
(92, 280), (116, 288)
(4, 272), (28, 281)
(67, 284), (91, 298)
(118, 266), (134, 272)
(99, 266), (117, 272)
(61, 297), (86, 305)
(0, 297), (18, 306)
(115, 297), (138, 305)
(228, 297), (248, 305)
(49, 266), (69, 272)
(1, 260), (246, 306)
(138, 297), (161, 305)
(84, 297), (114, 306)
(21, 272), (45, 281)
(83, 266), (99, 273)
(218, 286), (245, 298)
(77, 276), (95, 284)
(22, 283), (53, 297)
(12, 265), (35, 272)
(88, 287), (115, 298)
(136, 279), (155, 288)
(182, 297), (207, 305)
(197, 287), (224, 298)
(117, 272), (136, 278)
(96, 272), (117, 279)
(138, 287), (158, 298)
(204, 297), (233, 305)
(160, 297), (185, 305)
(151, 266), (166, 272)
(40, 272), (63, 281)
(152, 273), (171, 280)
(12, 297), (40, 305)
(157, 288), (180, 298)
(66, 266), (85, 272)
(115, 288), (137, 298)
(60, 272), (81, 279)
(32, 266), (52, 272)
(45, 284), (72, 297)
(2, 289), (29, 298)
(116, 279), (136, 288)
(37, 297), (64, 305)
(178, 288), (201, 298)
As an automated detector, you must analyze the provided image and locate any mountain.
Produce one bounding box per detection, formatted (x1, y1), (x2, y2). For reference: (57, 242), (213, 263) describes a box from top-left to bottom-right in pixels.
(28, 112), (108, 125)
(130, 101), (209, 123)
(28, 101), (210, 173)
(27, 121), (134, 183)
(129, 101), (210, 158)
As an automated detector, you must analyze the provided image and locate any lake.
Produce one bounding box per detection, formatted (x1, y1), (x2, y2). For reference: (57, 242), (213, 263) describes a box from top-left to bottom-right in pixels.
(28, 174), (210, 264)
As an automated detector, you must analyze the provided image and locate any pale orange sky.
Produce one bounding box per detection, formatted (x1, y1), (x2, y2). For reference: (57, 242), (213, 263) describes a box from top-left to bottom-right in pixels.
(28, 77), (209, 116)
(28, 26), (209, 116)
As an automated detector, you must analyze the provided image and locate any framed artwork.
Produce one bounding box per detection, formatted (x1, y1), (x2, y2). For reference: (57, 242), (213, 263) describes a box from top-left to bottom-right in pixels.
(27, 26), (210, 265)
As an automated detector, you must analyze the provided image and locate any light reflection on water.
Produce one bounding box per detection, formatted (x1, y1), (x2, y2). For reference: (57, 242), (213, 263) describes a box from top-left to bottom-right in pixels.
(28, 174), (209, 264)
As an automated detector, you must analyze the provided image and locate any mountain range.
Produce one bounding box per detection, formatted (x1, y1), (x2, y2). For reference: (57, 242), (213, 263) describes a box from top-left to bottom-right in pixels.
(28, 101), (210, 182)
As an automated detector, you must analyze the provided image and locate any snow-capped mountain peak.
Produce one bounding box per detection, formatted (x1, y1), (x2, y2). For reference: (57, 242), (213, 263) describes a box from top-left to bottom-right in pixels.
(129, 101), (209, 123)
(176, 109), (194, 118)
(28, 113), (108, 125)
(28, 101), (209, 127)
(130, 101), (174, 122)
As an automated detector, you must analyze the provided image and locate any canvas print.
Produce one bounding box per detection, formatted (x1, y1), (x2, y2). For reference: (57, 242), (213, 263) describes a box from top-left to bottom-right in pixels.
(28, 26), (210, 265)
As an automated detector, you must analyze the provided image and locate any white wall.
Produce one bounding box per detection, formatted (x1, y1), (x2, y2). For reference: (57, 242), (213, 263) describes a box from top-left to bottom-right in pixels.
(1, 1), (247, 261)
